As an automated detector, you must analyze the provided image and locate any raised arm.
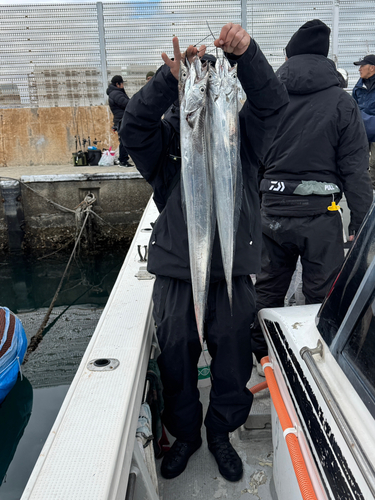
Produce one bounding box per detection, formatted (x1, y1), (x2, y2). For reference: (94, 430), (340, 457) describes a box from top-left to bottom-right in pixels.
(120, 37), (205, 186)
(120, 64), (178, 184)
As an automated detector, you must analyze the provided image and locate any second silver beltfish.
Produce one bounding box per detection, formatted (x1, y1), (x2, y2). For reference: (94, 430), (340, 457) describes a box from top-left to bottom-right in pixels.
(179, 58), (213, 347)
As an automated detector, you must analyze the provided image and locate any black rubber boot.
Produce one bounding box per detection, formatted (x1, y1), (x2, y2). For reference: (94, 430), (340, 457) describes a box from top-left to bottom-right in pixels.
(207, 430), (243, 482)
(160, 436), (202, 479)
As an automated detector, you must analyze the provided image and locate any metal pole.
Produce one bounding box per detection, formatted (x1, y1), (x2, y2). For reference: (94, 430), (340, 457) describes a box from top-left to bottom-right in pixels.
(241, 0), (247, 30)
(332, 0), (340, 65)
(96, 1), (108, 103)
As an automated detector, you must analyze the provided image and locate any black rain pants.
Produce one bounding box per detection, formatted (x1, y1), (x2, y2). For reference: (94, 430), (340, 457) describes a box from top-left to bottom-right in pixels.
(115, 120), (129, 163)
(252, 211), (345, 356)
(152, 274), (256, 442)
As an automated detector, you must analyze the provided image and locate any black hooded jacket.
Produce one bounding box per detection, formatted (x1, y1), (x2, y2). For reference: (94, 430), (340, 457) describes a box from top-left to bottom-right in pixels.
(121, 40), (289, 280)
(260, 54), (372, 234)
(106, 84), (130, 127)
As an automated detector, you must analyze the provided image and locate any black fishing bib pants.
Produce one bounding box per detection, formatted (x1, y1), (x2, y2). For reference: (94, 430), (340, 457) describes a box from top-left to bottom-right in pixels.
(152, 274), (256, 442)
(252, 210), (345, 358)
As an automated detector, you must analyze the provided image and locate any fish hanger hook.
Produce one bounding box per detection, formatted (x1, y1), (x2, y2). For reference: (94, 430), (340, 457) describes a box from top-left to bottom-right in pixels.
(194, 33), (212, 47)
(206, 21), (219, 62)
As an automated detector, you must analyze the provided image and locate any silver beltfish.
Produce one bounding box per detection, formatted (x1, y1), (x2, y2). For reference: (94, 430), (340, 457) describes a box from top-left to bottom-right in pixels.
(223, 61), (243, 253)
(179, 58), (213, 347)
(207, 57), (242, 309)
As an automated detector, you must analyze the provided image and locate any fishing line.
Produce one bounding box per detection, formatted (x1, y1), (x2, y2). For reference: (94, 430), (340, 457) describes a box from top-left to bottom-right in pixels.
(206, 21), (219, 61)
(197, 42), (215, 54)
(194, 32), (218, 47)
(203, 46), (222, 55)
(205, 21), (217, 41)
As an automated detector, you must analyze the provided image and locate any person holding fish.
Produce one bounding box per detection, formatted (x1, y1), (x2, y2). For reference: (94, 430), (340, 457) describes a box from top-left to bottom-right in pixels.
(121, 22), (289, 482)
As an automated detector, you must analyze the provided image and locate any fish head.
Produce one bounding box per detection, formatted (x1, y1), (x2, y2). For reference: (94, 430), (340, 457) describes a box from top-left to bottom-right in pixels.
(179, 61), (189, 102)
(223, 64), (238, 100)
(215, 58), (225, 79)
(222, 57), (231, 77)
(184, 71), (208, 117)
(193, 57), (208, 80)
(207, 65), (220, 100)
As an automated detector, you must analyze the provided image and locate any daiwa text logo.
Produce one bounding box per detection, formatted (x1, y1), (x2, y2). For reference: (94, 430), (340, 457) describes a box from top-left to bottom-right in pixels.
(269, 181), (285, 192)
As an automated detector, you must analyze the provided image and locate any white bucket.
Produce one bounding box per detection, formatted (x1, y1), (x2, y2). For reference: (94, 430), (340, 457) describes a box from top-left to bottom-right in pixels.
(197, 342), (212, 388)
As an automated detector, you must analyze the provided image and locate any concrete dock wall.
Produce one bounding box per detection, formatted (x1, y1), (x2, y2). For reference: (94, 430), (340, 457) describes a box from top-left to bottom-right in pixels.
(0, 173), (153, 253)
(0, 106), (118, 167)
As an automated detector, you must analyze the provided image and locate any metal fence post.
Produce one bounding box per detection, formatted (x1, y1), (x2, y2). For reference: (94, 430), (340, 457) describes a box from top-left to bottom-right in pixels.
(97, 1), (108, 102)
(241, 0), (248, 30)
(332, 0), (340, 65)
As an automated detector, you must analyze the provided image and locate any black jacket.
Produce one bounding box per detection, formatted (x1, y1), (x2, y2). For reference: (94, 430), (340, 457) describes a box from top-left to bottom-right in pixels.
(121, 40), (289, 280)
(260, 54), (372, 235)
(106, 84), (130, 127)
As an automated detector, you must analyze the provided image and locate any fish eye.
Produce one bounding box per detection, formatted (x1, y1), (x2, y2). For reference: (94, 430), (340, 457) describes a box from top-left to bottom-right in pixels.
(200, 86), (205, 93)
(182, 72), (186, 78)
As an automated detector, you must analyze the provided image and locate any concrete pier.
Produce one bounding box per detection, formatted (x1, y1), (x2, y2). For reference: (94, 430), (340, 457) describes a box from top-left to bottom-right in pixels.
(0, 163), (152, 253)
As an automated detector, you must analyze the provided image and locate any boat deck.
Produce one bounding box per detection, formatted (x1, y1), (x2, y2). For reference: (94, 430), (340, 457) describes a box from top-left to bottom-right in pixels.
(18, 196), (302, 500)
(157, 372), (274, 500)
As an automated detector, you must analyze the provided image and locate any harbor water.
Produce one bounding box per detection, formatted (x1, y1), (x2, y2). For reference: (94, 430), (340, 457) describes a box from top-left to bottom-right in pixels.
(0, 247), (128, 499)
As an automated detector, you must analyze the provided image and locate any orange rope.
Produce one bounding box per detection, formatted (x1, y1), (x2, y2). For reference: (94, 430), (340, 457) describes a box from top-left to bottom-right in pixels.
(250, 381), (268, 394)
(261, 356), (318, 500)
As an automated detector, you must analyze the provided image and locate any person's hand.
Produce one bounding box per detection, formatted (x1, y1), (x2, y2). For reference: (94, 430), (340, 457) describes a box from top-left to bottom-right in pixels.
(162, 37), (206, 80)
(349, 234), (355, 242)
(214, 23), (251, 56)
(186, 44), (206, 64)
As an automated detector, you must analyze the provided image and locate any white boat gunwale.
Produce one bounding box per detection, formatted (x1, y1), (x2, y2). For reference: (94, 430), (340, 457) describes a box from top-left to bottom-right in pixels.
(21, 196), (159, 500)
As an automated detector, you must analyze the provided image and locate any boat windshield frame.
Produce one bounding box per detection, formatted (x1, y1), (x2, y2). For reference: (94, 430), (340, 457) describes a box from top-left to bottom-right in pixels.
(317, 199), (375, 418)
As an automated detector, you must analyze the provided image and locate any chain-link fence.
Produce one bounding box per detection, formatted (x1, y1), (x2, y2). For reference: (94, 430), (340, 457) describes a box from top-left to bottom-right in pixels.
(0, 0), (374, 108)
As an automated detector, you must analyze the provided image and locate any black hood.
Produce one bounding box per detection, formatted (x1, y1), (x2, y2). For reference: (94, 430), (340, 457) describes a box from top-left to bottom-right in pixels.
(106, 83), (122, 96)
(277, 54), (340, 95)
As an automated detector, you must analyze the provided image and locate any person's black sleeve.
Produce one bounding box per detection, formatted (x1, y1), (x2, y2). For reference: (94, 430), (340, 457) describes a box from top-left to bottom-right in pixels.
(120, 64), (178, 184)
(228, 39), (290, 164)
(337, 93), (373, 235)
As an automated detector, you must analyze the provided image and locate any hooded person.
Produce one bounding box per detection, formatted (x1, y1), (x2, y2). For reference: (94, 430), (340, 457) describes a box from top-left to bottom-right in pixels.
(252, 19), (373, 362)
(106, 75), (131, 167)
(285, 19), (330, 58)
(120, 25), (289, 482)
